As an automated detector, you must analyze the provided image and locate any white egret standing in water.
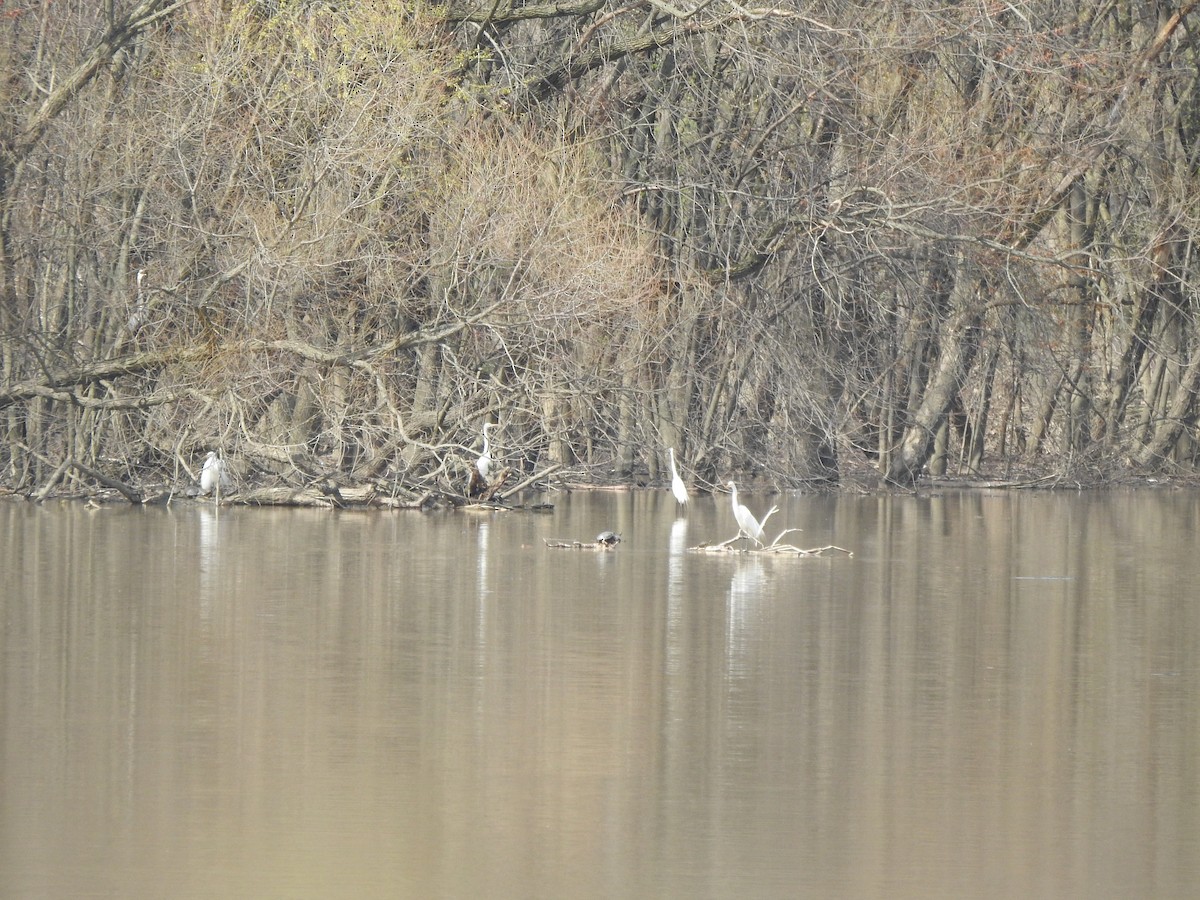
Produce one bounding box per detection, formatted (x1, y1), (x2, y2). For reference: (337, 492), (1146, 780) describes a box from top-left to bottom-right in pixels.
(476, 422), (499, 479)
(727, 480), (776, 546)
(668, 447), (689, 507)
(199, 451), (226, 497)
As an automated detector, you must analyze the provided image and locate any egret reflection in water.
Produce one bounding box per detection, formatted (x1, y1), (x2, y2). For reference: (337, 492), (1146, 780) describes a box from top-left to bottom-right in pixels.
(726, 556), (767, 672)
(667, 516), (688, 666)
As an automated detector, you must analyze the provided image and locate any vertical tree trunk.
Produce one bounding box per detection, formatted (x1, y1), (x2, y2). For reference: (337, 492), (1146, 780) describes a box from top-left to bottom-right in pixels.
(1132, 348), (1200, 466)
(1063, 179), (1094, 453)
(928, 420), (949, 476)
(613, 368), (638, 476)
(964, 344), (999, 475)
(885, 263), (982, 485)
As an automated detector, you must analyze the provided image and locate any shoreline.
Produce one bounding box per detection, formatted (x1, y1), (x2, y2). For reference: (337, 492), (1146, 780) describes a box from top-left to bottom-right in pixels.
(4, 464), (1196, 510)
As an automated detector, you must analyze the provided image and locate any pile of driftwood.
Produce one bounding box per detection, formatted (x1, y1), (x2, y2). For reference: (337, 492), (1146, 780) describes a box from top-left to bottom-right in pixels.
(542, 525), (853, 558)
(206, 464), (559, 510)
(544, 531), (623, 551)
(687, 535), (854, 557)
(17, 455), (564, 509)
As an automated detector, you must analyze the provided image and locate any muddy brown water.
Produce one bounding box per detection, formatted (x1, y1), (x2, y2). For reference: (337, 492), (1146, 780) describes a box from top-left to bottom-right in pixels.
(3, 489), (1198, 898)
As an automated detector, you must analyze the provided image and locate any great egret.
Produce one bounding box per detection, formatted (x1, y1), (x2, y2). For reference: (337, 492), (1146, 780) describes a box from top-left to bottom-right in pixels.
(668, 447), (689, 506)
(199, 451), (226, 497)
(121, 269), (150, 341)
(476, 422), (500, 479)
(727, 480), (776, 546)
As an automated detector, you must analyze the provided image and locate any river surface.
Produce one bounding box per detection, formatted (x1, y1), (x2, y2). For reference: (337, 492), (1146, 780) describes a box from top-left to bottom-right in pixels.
(2, 488), (1199, 899)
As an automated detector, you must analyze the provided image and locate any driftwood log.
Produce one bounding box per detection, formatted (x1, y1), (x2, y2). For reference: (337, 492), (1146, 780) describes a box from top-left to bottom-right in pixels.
(543, 538), (620, 551)
(689, 531), (854, 557)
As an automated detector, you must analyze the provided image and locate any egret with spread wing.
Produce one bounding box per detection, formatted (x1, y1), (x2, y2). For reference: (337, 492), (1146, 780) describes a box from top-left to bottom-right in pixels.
(727, 480), (777, 546)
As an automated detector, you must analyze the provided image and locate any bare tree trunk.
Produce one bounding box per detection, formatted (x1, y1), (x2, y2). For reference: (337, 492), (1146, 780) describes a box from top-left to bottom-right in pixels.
(963, 344), (1000, 475)
(1132, 348), (1200, 467)
(885, 263), (983, 485)
(928, 420), (949, 476)
(613, 368), (637, 476)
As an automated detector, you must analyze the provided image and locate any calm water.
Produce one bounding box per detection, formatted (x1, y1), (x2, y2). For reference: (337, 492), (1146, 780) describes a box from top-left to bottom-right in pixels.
(2, 488), (1199, 899)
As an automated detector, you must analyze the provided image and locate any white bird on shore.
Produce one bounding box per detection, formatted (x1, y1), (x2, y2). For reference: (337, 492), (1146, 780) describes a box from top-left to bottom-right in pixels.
(476, 422), (499, 479)
(727, 480), (777, 546)
(132, 269), (148, 321)
(199, 451), (226, 497)
(668, 447), (689, 507)
(118, 268), (150, 342)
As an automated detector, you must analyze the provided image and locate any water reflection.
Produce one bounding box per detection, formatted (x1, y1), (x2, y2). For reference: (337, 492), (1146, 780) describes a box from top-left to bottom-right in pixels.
(2, 491), (1199, 899)
(476, 519), (490, 595)
(668, 515), (687, 585)
(473, 519), (491, 697)
(726, 556), (766, 675)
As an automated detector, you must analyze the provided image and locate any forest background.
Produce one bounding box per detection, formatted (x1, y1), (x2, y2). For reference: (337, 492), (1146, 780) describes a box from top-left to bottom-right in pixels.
(3, 0), (1200, 504)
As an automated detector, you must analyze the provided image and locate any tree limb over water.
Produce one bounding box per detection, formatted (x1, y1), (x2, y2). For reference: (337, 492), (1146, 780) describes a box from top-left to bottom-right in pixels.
(0, 307), (503, 412)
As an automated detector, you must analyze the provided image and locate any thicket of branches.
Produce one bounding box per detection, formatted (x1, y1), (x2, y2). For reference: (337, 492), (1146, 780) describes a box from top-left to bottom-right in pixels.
(3, 0), (1200, 502)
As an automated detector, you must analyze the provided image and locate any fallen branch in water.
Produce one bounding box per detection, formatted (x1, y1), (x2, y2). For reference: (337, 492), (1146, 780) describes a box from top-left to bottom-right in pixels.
(68, 459), (143, 504)
(689, 533), (853, 557)
(544, 537), (620, 551)
(500, 463), (563, 500)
